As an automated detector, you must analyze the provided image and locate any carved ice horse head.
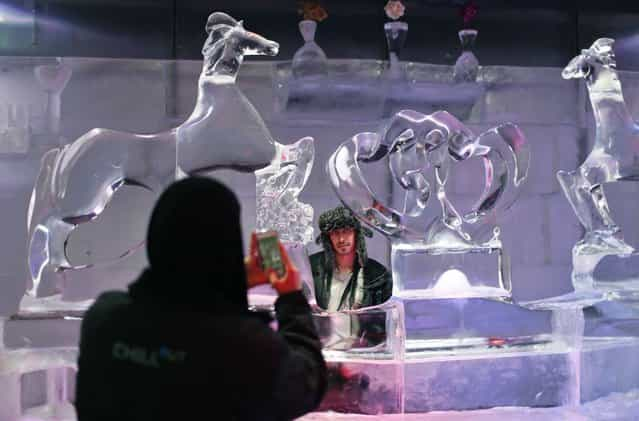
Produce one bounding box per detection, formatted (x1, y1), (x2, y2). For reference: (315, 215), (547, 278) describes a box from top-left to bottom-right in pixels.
(561, 37), (636, 169)
(562, 38), (621, 93)
(177, 12), (280, 175)
(201, 12), (279, 83)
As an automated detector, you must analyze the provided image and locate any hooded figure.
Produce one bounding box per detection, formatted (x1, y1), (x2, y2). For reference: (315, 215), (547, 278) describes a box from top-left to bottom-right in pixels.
(75, 177), (326, 421)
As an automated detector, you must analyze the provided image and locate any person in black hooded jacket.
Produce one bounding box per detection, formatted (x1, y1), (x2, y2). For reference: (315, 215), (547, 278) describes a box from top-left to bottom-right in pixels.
(75, 177), (327, 421)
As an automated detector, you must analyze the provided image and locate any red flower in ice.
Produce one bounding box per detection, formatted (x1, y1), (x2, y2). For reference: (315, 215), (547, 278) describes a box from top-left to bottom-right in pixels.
(298, 1), (328, 22)
(460, 0), (478, 26)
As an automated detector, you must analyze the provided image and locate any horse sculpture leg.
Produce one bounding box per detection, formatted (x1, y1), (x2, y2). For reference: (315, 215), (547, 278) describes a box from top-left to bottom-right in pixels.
(27, 144), (135, 297)
(558, 167), (635, 291)
(28, 218), (75, 297)
(27, 148), (76, 297)
(558, 168), (633, 253)
(557, 169), (598, 231)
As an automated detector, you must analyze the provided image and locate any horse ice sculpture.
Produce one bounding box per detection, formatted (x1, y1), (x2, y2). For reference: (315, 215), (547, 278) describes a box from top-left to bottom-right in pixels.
(27, 12), (279, 298)
(558, 38), (639, 293)
(255, 137), (315, 244)
(328, 109), (529, 299)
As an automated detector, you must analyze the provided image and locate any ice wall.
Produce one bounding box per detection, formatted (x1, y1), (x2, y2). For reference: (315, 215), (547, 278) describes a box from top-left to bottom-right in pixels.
(2, 57), (639, 314)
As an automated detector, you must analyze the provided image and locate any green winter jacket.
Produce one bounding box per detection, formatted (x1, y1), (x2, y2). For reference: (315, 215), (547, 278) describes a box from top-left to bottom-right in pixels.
(309, 252), (392, 310)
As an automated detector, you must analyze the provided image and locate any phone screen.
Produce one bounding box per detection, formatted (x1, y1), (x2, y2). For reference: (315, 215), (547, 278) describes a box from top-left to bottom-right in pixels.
(256, 231), (285, 277)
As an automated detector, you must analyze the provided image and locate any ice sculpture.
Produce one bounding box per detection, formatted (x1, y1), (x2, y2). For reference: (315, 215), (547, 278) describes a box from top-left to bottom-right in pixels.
(558, 38), (639, 294)
(383, 0), (407, 80)
(453, 29), (479, 83)
(384, 21), (408, 80)
(34, 60), (72, 136)
(327, 109), (529, 299)
(253, 137), (316, 305)
(26, 12), (280, 299)
(255, 137), (315, 244)
(292, 20), (328, 80)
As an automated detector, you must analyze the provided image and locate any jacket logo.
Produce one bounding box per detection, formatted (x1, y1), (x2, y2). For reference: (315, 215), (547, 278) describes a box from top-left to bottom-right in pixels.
(112, 342), (187, 368)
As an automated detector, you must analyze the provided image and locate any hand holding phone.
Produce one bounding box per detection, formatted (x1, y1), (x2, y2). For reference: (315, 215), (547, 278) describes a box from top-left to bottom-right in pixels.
(245, 232), (269, 289)
(256, 231), (286, 278)
(267, 241), (301, 295)
(247, 230), (301, 294)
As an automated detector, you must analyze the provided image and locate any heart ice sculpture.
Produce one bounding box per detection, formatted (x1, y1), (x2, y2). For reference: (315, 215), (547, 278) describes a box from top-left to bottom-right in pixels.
(327, 109), (529, 299)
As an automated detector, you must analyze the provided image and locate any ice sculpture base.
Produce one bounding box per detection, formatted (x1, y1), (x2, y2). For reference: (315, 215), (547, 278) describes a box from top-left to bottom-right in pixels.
(19, 401), (76, 421)
(402, 298), (551, 352)
(319, 335), (639, 414)
(315, 295), (639, 414)
(4, 301), (639, 417)
(525, 287), (639, 311)
(391, 245), (510, 300)
(18, 294), (93, 318)
(575, 250), (639, 293)
(302, 389), (639, 420)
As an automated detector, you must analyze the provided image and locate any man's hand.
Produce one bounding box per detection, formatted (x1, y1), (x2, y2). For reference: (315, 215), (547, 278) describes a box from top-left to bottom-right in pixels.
(269, 243), (302, 295)
(245, 232), (269, 289)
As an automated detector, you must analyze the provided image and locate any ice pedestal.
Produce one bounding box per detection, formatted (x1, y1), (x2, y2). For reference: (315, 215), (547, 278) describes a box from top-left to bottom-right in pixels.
(391, 245), (510, 300)
(313, 300), (405, 414)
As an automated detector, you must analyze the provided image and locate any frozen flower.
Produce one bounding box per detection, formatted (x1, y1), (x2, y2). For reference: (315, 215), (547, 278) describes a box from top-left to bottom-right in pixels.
(459, 0), (478, 26)
(385, 0), (406, 21)
(298, 1), (328, 22)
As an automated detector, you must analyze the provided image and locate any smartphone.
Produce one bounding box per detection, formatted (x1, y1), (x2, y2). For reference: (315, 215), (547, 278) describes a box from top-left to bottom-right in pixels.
(256, 230), (286, 278)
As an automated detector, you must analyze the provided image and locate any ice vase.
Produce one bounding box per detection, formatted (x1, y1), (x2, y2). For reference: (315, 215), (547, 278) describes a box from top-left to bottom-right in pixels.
(453, 29), (479, 83)
(384, 21), (408, 79)
(292, 20), (328, 79)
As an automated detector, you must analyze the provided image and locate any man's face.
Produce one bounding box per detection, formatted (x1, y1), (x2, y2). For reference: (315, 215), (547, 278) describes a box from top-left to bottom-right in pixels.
(329, 228), (356, 256)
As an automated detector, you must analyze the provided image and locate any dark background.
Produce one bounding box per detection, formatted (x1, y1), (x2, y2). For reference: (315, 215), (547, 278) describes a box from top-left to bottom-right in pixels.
(0, 0), (639, 68)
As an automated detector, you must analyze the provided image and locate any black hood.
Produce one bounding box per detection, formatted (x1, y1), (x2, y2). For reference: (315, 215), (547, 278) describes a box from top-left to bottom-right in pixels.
(129, 177), (248, 314)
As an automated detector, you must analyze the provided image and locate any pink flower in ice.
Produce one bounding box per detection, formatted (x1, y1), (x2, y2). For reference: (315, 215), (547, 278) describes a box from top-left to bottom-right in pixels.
(384, 0), (405, 21)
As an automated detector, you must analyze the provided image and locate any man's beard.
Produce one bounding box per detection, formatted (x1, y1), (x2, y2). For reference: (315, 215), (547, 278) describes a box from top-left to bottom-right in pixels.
(336, 244), (353, 254)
